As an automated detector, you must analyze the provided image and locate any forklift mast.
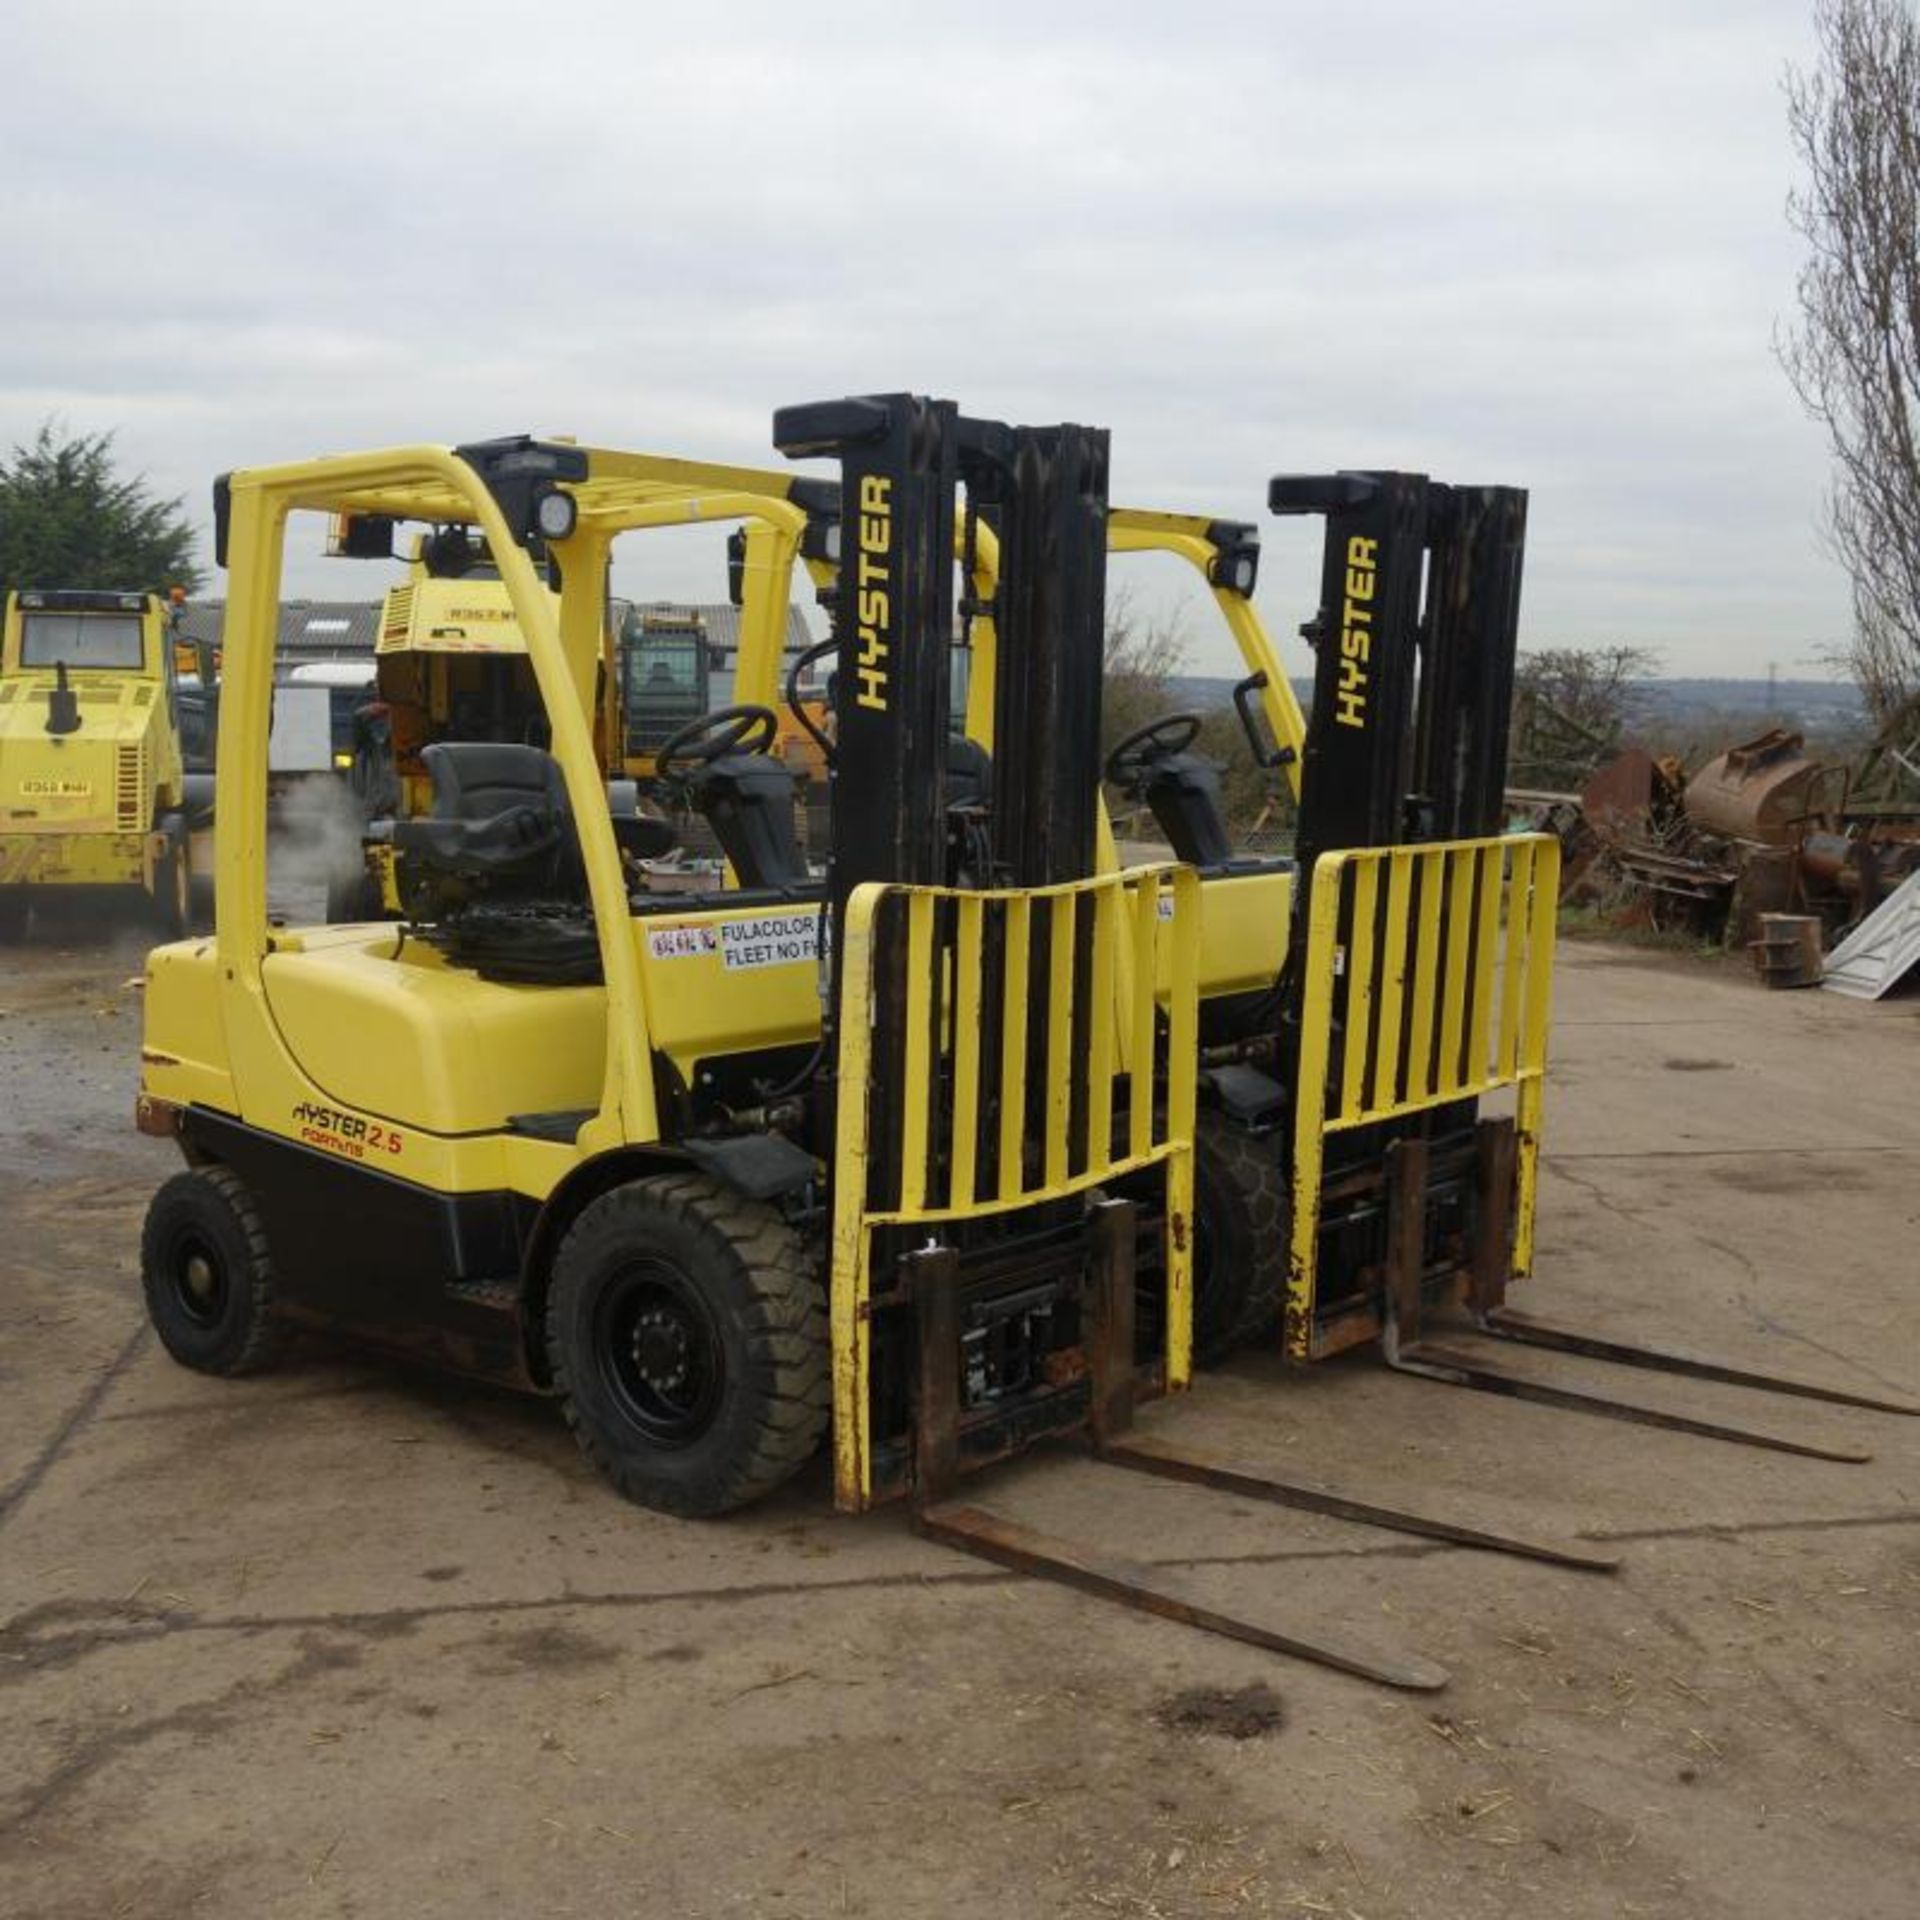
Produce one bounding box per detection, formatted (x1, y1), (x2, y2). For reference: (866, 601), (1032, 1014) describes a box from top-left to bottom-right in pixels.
(966, 419), (1109, 890)
(772, 393), (958, 928)
(1272, 471), (1528, 878)
(773, 392), (1203, 1514)
(1269, 471), (1541, 1366)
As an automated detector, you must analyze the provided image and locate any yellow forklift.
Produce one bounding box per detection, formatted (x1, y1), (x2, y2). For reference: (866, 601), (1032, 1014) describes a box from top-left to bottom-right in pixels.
(135, 407), (1521, 1692)
(1090, 480), (1916, 1460)
(0, 586), (212, 939)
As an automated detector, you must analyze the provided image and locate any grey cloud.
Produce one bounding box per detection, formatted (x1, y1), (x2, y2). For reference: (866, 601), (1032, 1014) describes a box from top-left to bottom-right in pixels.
(0, 0), (1845, 677)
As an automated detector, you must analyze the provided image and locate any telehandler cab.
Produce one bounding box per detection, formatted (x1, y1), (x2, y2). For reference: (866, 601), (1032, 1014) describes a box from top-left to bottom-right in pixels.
(0, 586), (213, 938)
(136, 405), (1516, 1692)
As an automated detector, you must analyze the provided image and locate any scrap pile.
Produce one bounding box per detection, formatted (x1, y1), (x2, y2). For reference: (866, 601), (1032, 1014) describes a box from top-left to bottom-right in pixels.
(1514, 699), (1920, 994)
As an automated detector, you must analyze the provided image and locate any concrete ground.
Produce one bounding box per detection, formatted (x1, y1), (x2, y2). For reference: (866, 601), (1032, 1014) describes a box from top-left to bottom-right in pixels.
(2, 913), (1916, 1920)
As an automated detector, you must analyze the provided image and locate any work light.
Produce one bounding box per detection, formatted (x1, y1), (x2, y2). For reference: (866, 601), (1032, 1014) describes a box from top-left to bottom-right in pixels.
(535, 488), (578, 543)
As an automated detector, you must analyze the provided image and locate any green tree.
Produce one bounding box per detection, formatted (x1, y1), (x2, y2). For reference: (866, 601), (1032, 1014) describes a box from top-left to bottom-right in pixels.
(0, 422), (201, 606)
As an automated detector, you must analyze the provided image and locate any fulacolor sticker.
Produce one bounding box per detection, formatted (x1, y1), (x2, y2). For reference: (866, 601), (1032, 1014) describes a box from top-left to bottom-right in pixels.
(720, 914), (819, 971)
(644, 915), (820, 969)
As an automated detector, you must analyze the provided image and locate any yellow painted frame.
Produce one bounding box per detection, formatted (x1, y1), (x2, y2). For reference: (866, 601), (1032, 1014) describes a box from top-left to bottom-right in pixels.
(1105, 508), (1306, 798)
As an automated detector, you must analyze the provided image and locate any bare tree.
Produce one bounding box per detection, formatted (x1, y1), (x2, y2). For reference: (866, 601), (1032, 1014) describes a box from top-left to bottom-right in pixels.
(1100, 585), (1188, 757)
(1510, 645), (1659, 789)
(1782, 0), (1920, 720)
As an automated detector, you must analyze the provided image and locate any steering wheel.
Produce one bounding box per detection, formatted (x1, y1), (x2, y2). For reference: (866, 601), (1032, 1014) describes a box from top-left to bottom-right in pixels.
(1104, 711), (1204, 788)
(784, 637), (838, 764)
(655, 704), (779, 778)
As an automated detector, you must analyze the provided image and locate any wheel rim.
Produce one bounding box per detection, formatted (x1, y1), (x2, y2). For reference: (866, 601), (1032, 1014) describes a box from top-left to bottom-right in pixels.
(591, 1259), (725, 1447)
(166, 1230), (229, 1329)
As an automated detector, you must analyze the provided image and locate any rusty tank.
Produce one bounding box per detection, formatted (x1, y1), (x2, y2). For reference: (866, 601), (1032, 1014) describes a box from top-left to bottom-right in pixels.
(1683, 729), (1842, 845)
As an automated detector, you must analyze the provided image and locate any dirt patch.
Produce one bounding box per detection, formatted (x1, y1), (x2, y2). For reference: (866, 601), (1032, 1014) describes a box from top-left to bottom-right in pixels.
(1154, 1683), (1285, 1740)
(473, 1623), (619, 1673)
(1663, 1056), (1733, 1072)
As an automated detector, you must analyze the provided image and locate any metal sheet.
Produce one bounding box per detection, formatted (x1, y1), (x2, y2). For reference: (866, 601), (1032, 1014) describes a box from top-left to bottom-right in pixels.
(1822, 869), (1920, 999)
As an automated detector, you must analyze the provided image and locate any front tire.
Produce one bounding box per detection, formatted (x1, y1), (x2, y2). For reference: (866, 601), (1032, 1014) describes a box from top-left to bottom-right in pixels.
(142, 1166), (283, 1375)
(0, 888), (27, 944)
(1191, 1112), (1290, 1361)
(546, 1174), (829, 1517)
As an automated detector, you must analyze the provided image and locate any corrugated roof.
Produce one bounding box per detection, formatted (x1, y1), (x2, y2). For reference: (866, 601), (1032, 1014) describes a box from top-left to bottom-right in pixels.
(615, 600), (816, 657)
(178, 601), (381, 658)
(183, 598), (816, 661)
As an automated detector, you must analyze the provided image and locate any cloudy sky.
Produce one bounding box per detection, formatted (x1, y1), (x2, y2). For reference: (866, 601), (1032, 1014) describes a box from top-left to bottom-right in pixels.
(3, 0), (1840, 678)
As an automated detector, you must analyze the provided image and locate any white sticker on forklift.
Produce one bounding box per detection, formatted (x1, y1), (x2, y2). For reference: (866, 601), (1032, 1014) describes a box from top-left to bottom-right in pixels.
(719, 914), (819, 971)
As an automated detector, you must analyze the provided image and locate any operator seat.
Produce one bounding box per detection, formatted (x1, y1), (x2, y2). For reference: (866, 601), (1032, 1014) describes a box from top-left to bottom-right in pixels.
(945, 734), (993, 812)
(395, 743), (573, 878)
(394, 742), (673, 879)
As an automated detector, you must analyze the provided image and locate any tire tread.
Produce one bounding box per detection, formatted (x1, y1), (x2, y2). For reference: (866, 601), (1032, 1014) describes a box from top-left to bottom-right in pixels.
(545, 1173), (828, 1516)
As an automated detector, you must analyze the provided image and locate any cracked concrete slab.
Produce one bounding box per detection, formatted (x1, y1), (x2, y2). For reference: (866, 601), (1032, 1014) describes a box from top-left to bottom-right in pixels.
(1, 932), (1916, 1919)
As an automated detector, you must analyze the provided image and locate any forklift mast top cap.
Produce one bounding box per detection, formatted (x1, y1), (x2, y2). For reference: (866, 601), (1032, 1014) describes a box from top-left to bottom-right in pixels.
(1267, 473), (1380, 516)
(772, 397), (892, 460)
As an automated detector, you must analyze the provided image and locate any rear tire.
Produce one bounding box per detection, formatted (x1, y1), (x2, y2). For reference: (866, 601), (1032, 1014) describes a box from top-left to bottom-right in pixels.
(324, 861), (383, 923)
(142, 1166), (283, 1375)
(152, 833), (191, 939)
(1191, 1112), (1290, 1360)
(546, 1174), (829, 1516)
(0, 889), (27, 944)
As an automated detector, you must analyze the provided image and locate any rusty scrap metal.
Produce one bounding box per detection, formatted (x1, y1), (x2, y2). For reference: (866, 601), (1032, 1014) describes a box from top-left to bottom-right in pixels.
(1750, 912), (1825, 989)
(1684, 729), (1844, 846)
(1522, 719), (1920, 964)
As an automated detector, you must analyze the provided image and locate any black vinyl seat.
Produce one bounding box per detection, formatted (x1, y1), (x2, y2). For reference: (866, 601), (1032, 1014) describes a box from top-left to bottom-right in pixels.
(395, 743), (673, 878)
(395, 743), (571, 877)
(1137, 750), (1235, 869)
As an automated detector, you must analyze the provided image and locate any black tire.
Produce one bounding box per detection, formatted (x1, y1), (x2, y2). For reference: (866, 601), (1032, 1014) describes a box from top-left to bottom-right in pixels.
(151, 833), (191, 939)
(141, 1166), (283, 1375)
(0, 889), (27, 944)
(324, 860), (383, 923)
(1191, 1111), (1290, 1362)
(546, 1174), (829, 1517)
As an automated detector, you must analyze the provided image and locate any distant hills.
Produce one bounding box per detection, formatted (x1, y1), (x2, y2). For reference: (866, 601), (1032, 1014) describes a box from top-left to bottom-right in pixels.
(1164, 674), (1864, 727)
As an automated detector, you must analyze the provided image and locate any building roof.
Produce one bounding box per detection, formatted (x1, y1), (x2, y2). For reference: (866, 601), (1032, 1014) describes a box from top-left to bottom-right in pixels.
(180, 598), (815, 662)
(178, 600), (381, 659)
(614, 600), (816, 658)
